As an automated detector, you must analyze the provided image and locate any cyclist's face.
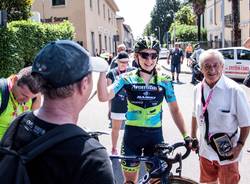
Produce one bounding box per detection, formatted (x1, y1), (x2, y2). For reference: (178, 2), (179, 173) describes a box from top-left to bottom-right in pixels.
(138, 49), (158, 72)
(201, 56), (224, 87)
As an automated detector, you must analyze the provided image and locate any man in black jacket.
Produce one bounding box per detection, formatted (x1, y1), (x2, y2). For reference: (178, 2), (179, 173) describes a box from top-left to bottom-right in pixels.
(12, 40), (115, 184)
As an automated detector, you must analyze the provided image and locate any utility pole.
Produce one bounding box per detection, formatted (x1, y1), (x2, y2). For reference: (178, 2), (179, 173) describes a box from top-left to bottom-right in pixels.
(221, 0), (225, 47)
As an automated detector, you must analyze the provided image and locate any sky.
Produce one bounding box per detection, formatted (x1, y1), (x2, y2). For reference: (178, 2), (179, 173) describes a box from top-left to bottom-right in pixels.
(114, 0), (155, 38)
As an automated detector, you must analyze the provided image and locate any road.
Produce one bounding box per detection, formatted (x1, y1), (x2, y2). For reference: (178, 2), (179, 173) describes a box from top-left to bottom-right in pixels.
(78, 61), (250, 183)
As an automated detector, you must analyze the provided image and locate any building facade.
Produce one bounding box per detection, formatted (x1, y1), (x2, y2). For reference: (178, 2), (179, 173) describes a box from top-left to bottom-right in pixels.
(204, 0), (250, 47)
(32, 0), (121, 56)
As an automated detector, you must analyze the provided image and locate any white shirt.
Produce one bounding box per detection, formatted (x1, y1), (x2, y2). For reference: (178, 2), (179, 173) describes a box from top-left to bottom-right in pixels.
(192, 75), (250, 165)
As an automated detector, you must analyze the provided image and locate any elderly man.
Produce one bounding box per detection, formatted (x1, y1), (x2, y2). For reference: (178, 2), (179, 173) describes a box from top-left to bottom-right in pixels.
(0, 40), (115, 184)
(191, 49), (250, 184)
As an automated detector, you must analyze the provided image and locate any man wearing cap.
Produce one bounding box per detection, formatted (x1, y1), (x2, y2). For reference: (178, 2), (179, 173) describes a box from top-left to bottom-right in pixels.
(109, 44), (127, 70)
(106, 51), (135, 155)
(4, 40), (114, 184)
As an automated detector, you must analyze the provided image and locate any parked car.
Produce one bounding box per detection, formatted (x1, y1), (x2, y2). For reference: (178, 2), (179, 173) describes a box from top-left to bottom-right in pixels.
(159, 48), (169, 59)
(217, 47), (250, 79)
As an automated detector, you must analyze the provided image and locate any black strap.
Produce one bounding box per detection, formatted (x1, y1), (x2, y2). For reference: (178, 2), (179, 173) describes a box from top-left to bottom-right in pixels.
(0, 78), (10, 115)
(18, 123), (88, 163)
(201, 86), (210, 144)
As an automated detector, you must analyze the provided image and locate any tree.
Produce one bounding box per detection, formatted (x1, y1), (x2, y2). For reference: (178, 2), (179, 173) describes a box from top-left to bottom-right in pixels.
(189, 0), (206, 41)
(149, 0), (181, 44)
(168, 4), (204, 42)
(0, 0), (33, 22)
(230, 0), (241, 46)
(175, 5), (196, 25)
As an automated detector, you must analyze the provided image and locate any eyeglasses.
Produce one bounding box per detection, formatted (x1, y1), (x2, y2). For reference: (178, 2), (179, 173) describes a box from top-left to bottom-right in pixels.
(139, 52), (158, 60)
(203, 63), (221, 71)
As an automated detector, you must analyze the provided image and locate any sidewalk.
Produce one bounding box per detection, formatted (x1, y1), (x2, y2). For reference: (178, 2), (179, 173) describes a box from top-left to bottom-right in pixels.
(158, 58), (192, 74)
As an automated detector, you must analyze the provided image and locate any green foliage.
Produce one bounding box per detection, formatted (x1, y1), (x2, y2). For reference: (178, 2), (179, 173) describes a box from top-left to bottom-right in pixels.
(175, 5), (196, 25)
(0, 0), (33, 22)
(143, 23), (151, 36)
(0, 20), (75, 77)
(189, 0), (206, 15)
(149, 0), (181, 43)
(169, 24), (207, 42)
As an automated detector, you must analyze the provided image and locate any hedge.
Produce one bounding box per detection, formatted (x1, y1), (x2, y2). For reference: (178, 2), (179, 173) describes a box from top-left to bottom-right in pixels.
(0, 20), (75, 77)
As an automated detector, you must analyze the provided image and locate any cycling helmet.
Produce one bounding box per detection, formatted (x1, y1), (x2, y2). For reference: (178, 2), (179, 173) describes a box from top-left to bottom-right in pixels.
(134, 36), (160, 54)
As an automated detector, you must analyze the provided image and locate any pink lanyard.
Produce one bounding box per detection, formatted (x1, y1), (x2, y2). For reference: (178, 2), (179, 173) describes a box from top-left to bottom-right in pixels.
(201, 83), (213, 115)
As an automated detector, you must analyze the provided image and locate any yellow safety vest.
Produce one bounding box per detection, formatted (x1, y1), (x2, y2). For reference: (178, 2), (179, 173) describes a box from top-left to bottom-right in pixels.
(0, 91), (32, 140)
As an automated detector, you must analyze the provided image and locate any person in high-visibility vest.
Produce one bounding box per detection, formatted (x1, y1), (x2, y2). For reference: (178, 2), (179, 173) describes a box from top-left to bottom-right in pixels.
(0, 66), (40, 139)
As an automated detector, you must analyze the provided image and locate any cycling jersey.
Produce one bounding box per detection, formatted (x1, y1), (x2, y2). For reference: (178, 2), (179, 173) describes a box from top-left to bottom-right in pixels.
(113, 69), (176, 128)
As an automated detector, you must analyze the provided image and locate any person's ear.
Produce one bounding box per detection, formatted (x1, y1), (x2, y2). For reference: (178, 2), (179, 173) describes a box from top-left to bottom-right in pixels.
(12, 75), (18, 84)
(77, 76), (89, 94)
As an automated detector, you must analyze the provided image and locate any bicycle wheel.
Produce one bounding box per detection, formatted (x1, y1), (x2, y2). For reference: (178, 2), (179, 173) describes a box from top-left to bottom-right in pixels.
(151, 176), (198, 184)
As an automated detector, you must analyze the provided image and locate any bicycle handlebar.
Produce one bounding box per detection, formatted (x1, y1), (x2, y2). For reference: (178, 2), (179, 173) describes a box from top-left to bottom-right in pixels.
(110, 141), (191, 165)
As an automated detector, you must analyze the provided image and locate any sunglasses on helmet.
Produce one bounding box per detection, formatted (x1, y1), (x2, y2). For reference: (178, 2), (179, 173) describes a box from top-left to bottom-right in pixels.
(139, 52), (158, 60)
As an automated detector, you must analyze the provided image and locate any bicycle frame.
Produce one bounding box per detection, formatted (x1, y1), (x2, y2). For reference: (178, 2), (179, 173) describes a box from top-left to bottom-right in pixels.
(110, 142), (190, 184)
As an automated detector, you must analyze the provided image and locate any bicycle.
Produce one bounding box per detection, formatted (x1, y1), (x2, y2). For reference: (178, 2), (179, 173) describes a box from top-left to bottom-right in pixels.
(88, 131), (198, 184)
(110, 142), (197, 184)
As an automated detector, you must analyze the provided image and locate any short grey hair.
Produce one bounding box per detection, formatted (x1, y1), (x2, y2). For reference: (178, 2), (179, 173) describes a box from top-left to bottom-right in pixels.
(199, 49), (225, 67)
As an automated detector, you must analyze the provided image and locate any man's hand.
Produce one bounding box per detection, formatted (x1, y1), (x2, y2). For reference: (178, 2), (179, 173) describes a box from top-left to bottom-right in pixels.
(191, 138), (199, 153)
(167, 59), (170, 65)
(230, 144), (243, 160)
(184, 136), (192, 147)
(184, 136), (199, 154)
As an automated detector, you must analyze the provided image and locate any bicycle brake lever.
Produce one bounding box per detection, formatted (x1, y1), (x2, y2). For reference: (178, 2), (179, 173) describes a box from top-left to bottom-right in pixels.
(175, 153), (182, 177)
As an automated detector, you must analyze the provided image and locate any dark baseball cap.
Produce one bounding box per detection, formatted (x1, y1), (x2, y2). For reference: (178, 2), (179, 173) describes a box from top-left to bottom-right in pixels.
(116, 51), (129, 63)
(32, 40), (108, 88)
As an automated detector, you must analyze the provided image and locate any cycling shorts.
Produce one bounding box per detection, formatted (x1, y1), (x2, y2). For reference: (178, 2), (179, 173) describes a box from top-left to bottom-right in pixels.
(121, 125), (163, 172)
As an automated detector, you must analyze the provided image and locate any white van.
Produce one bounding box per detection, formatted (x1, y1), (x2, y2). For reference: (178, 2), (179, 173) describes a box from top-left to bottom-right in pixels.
(217, 47), (250, 79)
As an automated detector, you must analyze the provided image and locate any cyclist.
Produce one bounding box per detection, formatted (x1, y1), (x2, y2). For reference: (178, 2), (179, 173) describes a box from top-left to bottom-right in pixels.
(97, 36), (190, 184)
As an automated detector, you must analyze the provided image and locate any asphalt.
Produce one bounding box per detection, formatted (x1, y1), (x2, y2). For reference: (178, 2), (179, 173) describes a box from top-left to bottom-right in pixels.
(158, 58), (192, 74)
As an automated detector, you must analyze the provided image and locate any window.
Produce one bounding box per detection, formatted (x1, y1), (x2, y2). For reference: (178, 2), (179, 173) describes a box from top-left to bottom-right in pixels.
(237, 49), (250, 60)
(218, 49), (234, 59)
(99, 34), (102, 53)
(91, 32), (95, 56)
(209, 8), (213, 24)
(52, 0), (65, 6)
(90, 0), (92, 9)
(103, 4), (105, 19)
(220, 3), (223, 21)
(104, 36), (107, 51)
(97, 0), (100, 15)
(108, 9), (110, 22)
